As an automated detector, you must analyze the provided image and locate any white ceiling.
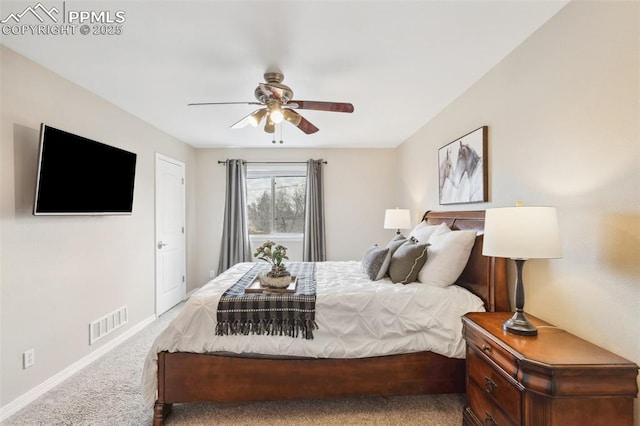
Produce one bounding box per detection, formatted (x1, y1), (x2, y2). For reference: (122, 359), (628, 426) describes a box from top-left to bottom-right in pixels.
(1, 1), (568, 148)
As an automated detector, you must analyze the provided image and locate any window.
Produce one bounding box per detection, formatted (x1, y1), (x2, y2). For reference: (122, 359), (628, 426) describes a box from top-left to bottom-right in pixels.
(246, 164), (306, 236)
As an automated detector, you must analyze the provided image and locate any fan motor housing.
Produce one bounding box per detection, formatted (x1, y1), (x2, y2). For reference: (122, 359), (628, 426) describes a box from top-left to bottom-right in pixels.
(263, 72), (284, 84)
(254, 72), (294, 104)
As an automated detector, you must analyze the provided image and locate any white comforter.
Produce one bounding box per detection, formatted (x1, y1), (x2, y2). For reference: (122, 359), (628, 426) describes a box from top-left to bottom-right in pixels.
(141, 261), (485, 406)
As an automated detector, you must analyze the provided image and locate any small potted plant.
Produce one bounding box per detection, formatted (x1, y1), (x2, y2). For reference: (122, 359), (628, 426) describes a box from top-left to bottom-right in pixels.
(254, 241), (291, 288)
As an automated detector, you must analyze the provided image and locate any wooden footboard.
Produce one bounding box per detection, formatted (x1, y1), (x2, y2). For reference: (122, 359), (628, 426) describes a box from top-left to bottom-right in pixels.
(154, 350), (465, 425)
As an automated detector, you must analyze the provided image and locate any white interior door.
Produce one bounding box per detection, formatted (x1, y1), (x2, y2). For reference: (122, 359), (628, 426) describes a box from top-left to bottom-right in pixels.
(155, 154), (186, 315)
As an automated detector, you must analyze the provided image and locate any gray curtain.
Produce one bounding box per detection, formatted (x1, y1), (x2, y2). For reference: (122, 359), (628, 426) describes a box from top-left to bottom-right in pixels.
(303, 159), (326, 261)
(217, 159), (251, 274)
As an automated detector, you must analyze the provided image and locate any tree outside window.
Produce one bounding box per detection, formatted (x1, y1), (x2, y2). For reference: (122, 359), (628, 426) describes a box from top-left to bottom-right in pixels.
(247, 173), (306, 235)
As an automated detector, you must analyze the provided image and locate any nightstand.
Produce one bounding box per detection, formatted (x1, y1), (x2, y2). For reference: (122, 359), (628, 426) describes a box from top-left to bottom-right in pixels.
(462, 312), (638, 426)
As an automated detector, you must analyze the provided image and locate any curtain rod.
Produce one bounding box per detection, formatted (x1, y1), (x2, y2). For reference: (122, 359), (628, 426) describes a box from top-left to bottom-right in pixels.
(217, 160), (327, 165)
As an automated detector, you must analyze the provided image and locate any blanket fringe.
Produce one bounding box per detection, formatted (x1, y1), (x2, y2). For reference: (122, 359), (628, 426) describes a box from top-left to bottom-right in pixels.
(215, 318), (318, 339)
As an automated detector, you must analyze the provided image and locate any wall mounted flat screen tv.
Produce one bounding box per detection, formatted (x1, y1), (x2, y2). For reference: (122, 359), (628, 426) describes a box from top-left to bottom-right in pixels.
(34, 124), (137, 215)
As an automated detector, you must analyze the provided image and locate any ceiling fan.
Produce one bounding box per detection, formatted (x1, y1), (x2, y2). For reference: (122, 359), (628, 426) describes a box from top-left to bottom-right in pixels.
(188, 72), (354, 135)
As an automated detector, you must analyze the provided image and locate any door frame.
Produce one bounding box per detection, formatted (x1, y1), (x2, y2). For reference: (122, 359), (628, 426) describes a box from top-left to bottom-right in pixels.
(155, 153), (187, 315)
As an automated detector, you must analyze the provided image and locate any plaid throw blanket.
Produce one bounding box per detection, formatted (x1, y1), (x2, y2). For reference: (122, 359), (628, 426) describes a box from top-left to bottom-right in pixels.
(215, 262), (318, 339)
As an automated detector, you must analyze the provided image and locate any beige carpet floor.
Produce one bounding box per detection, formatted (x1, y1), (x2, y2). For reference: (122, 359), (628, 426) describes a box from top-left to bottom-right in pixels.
(3, 302), (464, 425)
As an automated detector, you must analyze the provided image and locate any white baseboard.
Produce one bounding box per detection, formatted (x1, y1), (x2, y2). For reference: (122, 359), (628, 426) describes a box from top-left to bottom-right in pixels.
(0, 314), (157, 422)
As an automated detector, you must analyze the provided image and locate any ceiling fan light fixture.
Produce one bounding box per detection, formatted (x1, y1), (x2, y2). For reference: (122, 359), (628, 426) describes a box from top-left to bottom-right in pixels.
(271, 110), (284, 124)
(264, 116), (276, 134)
(269, 103), (284, 124)
(283, 109), (302, 126)
(248, 109), (267, 127)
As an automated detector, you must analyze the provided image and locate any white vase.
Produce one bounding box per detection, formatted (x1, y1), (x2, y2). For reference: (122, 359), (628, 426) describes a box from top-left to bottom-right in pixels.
(259, 270), (291, 288)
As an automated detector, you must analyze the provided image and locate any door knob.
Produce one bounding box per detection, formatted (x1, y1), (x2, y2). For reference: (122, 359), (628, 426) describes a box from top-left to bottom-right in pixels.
(157, 241), (168, 249)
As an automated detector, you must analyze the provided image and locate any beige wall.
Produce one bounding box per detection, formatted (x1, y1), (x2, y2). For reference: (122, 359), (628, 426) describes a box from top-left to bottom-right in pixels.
(2, 0), (638, 421)
(397, 1), (639, 421)
(194, 147), (398, 287)
(0, 46), (197, 407)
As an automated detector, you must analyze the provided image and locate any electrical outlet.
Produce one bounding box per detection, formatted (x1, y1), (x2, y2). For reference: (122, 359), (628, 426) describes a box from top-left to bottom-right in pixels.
(23, 349), (35, 369)
(209, 270), (216, 278)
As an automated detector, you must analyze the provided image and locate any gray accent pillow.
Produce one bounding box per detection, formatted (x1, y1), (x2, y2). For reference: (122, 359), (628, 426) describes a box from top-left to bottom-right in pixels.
(388, 237), (430, 284)
(361, 245), (391, 281)
(375, 234), (408, 279)
(386, 234), (408, 255)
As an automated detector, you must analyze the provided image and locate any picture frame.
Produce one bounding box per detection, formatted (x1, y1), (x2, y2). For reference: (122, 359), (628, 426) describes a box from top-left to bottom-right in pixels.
(438, 126), (488, 205)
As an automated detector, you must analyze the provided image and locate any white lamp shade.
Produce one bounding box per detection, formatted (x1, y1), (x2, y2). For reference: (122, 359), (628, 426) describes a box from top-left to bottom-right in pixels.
(384, 209), (411, 230)
(483, 206), (562, 259)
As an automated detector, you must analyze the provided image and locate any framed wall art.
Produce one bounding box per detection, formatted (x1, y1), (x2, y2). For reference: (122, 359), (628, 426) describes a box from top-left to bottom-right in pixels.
(438, 126), (488, 205)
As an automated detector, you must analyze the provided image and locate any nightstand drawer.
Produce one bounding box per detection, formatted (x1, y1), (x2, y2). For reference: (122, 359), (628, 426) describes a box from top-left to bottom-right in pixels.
(465, 323), (517, 377)
(467, 349), (522, 424)
(468, 379), (516, 426)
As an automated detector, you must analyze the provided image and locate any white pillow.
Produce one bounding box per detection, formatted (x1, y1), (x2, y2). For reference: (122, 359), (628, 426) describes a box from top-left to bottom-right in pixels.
(409, 221), (450, 244)
(418, 229), (477, 287)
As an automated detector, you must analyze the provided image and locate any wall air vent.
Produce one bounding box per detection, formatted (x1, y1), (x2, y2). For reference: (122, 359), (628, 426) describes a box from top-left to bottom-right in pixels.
(89, 305), (128, 345)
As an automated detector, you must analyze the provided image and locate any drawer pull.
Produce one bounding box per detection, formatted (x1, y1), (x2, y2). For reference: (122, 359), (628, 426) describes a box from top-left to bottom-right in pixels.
(484, 377), (497, 394)
(484, 412), (497, 426)
(482, 344), (491, 352)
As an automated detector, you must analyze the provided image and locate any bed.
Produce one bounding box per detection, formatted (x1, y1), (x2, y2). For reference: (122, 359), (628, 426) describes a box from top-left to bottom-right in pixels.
(144, 210), (509, 425)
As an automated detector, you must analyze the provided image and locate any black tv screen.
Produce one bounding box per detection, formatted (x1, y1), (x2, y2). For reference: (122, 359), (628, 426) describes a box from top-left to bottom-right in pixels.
(34, 124), (137, 215)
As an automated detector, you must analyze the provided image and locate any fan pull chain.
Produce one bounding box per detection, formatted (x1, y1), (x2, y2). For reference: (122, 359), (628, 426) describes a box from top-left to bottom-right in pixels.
(272, 123), (284, 144)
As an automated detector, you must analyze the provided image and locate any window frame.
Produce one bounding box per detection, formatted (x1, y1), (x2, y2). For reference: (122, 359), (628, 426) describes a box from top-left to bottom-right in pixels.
(246, 163), (307, 238)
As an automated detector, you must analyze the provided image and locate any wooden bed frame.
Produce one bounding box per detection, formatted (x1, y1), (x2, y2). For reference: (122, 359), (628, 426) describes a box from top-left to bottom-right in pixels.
(153, 210), (509, 425)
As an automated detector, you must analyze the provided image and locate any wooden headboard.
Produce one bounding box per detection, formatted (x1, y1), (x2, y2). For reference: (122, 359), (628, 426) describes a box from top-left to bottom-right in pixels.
(422, 210), (510, 312)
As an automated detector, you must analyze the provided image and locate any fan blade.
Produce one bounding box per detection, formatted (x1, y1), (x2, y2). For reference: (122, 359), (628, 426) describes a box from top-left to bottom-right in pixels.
(290, 100), (354, 113)
(188, 101), (263, 106)
(283, 109), (319, 134)
(230, 108), (267, 129)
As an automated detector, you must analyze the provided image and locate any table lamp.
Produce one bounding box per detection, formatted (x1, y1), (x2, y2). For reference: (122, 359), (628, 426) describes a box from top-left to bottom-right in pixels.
(483, 205), (562, 336)
(384, 208), (410, 235)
